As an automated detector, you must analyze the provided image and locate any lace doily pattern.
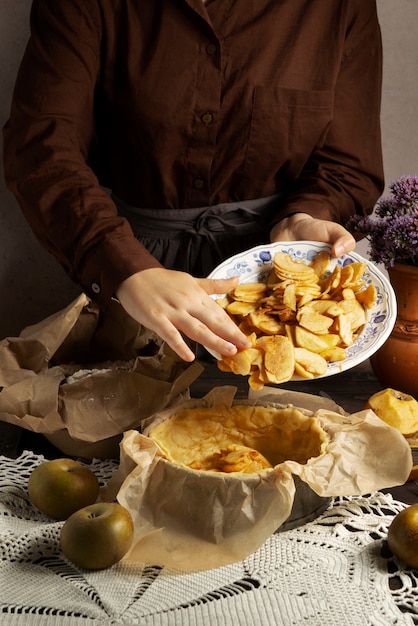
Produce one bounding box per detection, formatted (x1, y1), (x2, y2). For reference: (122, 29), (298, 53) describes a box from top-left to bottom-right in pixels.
(0, 451), (417, 626)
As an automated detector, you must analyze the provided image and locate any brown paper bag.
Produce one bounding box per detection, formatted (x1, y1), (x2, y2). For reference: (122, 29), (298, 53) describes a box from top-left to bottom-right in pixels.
(0, 294), (203, 458)
(103, 386), (412, 571)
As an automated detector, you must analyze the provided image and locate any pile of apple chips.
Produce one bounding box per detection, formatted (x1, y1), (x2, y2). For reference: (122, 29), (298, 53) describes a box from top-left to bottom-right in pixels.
(216, 250), (376, 389)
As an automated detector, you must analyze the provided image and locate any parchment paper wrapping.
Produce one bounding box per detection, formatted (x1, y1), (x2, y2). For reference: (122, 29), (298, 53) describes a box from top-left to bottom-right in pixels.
(103, 386), (413, 571)
(0, 294), (202, 458)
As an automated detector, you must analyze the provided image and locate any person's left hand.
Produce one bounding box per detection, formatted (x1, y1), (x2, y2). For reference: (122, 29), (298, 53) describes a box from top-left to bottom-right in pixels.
(270, 212), (356, 257)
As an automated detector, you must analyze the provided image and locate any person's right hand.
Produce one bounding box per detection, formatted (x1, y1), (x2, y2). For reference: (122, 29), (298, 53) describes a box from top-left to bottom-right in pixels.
(115, 268), (252, 362)
(270, 212), (356, 257)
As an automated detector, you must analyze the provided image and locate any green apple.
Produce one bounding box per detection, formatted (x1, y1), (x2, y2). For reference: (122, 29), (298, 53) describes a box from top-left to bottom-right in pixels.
(60, 502), (134, 570)
(387, 503), (418, 569)
(28, 458), (100, 521)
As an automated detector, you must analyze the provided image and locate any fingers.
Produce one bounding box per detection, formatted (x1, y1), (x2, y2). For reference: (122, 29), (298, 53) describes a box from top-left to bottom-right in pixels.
(271, 213), (357, 258)
(175, 317), (243, 359)
(199, 275), (239, 296)
(195, 276), (252, 351)
(186, 294), (252, 352)
(158, 327), (197, 362)
(116, 269), (251, 362)
(148, 303), (246, 362)
(115, 271), (196, 361)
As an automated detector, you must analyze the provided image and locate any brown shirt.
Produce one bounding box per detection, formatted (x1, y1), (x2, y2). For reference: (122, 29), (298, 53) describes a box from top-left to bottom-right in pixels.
(3, 0), (384, 305)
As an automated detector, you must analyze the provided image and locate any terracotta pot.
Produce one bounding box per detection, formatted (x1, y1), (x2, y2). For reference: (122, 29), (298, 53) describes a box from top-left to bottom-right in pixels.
(370, 263), (418, 397)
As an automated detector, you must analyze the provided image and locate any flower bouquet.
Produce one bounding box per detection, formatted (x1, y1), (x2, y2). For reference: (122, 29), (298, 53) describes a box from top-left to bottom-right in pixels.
(347, 175), (418, 396)
(347, 175), (418, 268)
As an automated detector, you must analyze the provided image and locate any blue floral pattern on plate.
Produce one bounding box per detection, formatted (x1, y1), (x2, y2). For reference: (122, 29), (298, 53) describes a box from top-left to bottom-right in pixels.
(207, 241), (397, 381)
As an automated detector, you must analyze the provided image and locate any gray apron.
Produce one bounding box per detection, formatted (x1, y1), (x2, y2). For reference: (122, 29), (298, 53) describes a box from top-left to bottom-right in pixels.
(113, 194), (285, 277)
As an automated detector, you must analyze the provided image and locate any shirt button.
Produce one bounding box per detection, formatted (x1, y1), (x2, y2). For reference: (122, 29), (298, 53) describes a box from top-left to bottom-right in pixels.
(193, 177), (204, 190)
(201, 111), (213, 125)
(91, 282), (101, 294)
(206, 43), (217, 55)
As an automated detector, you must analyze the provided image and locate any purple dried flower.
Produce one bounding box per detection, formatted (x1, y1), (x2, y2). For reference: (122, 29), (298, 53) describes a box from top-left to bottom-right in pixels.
(346, 175), (418, 268)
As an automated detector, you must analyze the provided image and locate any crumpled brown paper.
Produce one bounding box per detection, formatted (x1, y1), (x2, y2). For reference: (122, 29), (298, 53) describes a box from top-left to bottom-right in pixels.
(103, 386), (413, 571)
(0, 294), (203, 458)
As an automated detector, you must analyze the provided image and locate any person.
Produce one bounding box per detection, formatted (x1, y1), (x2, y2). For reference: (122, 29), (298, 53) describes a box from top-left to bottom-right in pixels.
(3, 0), (384, 363)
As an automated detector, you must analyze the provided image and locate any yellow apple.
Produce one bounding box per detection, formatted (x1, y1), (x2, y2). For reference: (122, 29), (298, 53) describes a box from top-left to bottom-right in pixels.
(387, 503), (418, 569)
(28, 458), (100, 521)
(366, 388), (418, 436)
(60, 502), (134, 570)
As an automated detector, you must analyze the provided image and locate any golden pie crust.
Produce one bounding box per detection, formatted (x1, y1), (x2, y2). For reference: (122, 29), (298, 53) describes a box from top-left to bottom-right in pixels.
(148, 404), (330, 474)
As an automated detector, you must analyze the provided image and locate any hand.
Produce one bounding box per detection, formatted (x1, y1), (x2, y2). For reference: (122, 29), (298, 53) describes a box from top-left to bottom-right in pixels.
(270, 212), (356, 257)
(115, 268), (252, 362)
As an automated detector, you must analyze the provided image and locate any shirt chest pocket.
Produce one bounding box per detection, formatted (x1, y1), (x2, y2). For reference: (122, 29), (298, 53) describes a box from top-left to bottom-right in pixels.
(239, 86), (334, 182)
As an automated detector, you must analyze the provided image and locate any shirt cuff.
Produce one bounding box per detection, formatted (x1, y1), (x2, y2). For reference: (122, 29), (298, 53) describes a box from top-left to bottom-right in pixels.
(78, 235), (162, 308)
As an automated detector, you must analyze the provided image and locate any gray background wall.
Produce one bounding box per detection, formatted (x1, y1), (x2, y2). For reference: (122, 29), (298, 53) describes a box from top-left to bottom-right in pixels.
(1, 1), (417, 339)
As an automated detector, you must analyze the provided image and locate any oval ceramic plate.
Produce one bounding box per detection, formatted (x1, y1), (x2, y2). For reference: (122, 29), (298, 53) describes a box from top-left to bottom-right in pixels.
(207, 241), (397, 381)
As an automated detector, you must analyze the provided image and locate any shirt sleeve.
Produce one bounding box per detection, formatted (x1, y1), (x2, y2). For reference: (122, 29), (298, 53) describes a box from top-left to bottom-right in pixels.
(2, 0), (161, 307)
(275, 1), (384, 226)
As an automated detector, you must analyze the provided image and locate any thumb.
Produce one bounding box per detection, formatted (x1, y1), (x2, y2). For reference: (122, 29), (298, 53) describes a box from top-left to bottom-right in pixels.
(331, 233), (356, 257)
(198, 275), (240, 295)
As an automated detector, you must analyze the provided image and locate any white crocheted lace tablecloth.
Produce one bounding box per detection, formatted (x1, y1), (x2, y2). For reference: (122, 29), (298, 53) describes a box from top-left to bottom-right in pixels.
(1, 452), (417, 626)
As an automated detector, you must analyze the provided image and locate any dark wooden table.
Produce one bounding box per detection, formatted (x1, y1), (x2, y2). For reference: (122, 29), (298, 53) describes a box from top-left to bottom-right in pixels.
(1, 356), (417, 504)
